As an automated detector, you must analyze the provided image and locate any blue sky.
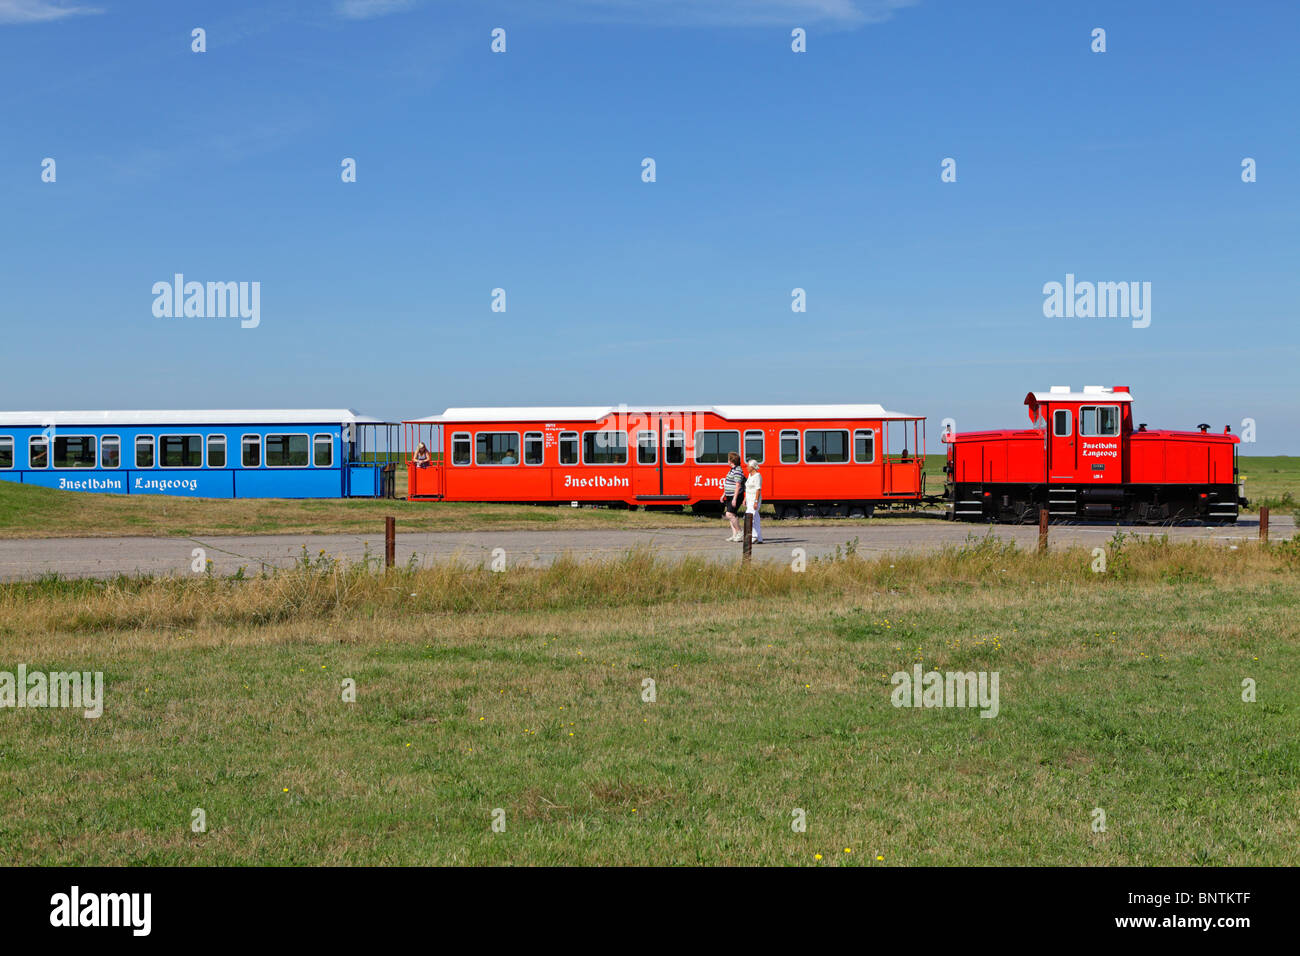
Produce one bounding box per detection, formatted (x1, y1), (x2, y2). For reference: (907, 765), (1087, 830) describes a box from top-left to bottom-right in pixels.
(4, 0), (1297, 451)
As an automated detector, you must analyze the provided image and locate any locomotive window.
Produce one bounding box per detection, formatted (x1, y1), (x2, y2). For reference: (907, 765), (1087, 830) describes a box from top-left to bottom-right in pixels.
(524, 432), (544, 466)
(265, 434), (309, 468)
(1053, 409), (1072, 437)
(53, 435), (96, 469)
(583, 430), (627, 465)
(476, 432), (520, 465)
(854, 429), (875, 464)
(694, 430), (739, 464)
(744, 430), (764, 464)
(559, 432), (578, 465)
(1080, 405), (1120, 437)
(136, 435), (155, 469)
(804, 429), (849, 463)
(780, 430), (799, 464)
(101, 436), (121, 470)
(0, 437), (12, 469)
(452, 433), (471, 466)
(664, 431), (685, 464)
(637, 431), (656, 465)
(241, 435), (260, 468)
(208, 435), (227, 469)
(160, 434), (204, 468)
(313, 434), (333, 468)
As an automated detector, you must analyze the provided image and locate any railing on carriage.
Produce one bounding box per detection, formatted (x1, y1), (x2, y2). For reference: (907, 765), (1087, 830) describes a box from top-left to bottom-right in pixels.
(345, 421), (403, 498)
(403, 420), (445, 499)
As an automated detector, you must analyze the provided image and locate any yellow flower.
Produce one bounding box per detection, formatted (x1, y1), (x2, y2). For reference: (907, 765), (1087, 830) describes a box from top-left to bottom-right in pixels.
(814, 854), (823, 861)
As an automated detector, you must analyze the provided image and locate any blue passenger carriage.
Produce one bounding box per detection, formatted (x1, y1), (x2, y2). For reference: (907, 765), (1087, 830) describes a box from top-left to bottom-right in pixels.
(0, 410), (397, 499)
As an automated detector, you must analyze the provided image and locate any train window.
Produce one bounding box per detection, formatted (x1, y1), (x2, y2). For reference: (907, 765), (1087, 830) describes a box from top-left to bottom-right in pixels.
(664, 431), (685, 464)
(101, 436), (121, 470)
(744, 430), (764, 464)
(804, 430), (849, 463)
(583, 430), (628, 465)
(1080, 406), (1120, 437)
(694, 430), (739, 464)
(313, 434), (332, 468)
(160, 435), (204, 468)
(30, 437), (48, 469)
(266, 434), (310, 468)
(476, 432), (520, 465)
(559, 432), (578, 465)
(136, 435), (155, 469)
(780, 430), (799, 464)
(0, 437), (12, 469)
(637, 431), (657, 465)
(208, 435), (227, 469)
(241, 435), (260, 468)
(53, 435), (96, 469)
(524, 432), (544, 466)
(1053, 409), (1071, 437)
(854, 429), (875, 464)
(452, 433), (471, 465)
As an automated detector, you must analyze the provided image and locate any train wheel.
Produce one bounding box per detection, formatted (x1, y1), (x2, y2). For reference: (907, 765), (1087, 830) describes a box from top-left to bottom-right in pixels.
(848, 506), (866, 519)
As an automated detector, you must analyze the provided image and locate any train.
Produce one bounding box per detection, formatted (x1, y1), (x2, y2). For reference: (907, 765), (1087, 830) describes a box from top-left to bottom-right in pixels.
(0, 387), (1249, 523)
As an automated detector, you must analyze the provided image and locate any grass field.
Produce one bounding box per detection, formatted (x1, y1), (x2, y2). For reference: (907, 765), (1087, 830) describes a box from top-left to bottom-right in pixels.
(0, 456), (1289, 540)
(2, 535), (1297, 865)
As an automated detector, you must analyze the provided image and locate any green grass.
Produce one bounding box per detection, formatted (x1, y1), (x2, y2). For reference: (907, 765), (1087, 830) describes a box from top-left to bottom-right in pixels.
(1, 538), (1296, 865)
(1238, 456), (1300, 513)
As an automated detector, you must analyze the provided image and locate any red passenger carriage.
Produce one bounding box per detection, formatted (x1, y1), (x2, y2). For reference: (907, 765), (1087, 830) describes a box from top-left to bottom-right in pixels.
(404, 404), (926, 518)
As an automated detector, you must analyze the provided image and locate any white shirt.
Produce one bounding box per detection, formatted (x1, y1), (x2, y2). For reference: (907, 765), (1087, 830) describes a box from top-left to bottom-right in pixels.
(744, 472), (761, 511)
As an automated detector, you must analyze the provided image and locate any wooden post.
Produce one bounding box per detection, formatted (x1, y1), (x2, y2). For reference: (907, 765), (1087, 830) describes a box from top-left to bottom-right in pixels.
(1038, 508), (1049, 553)
(1260, 506), (1269, 543)
(742, 512), (753, 563)
(385, 516), (396, 569)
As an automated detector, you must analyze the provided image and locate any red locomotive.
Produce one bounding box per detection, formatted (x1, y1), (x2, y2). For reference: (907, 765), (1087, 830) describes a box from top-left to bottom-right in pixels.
(943, 386), (1246, 523)
(404, 404), (926, 518)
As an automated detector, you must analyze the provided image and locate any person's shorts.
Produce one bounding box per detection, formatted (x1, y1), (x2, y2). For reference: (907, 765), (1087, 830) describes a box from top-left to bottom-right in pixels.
(723, 499), (743, 516)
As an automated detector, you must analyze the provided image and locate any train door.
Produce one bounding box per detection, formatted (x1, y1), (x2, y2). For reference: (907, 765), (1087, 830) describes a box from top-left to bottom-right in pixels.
(633, 413), (691, 504)
(1046, 404), (1077, 482)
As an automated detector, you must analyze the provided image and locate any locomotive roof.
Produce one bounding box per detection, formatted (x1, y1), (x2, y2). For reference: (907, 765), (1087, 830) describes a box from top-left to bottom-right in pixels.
(413, 404), (919, 423)
(0, 409), (389, 427)
(1026, 386), (1133, 403)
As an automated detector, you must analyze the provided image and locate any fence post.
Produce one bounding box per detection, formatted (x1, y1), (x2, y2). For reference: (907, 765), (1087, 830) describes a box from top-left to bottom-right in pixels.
(385, 516), (396, 569)
(1259, 506), (1269, 543)
(1038, 507), (1049, 553)
(742, 512), (753, 563)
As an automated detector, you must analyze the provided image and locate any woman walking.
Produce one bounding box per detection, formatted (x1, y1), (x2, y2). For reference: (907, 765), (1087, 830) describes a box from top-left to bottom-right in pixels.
(721, 451), (746, 541)
(745, 459), (763, 543)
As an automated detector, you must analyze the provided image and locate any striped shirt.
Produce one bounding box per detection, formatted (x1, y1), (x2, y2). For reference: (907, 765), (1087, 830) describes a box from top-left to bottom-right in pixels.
(722, 465), (745, 498)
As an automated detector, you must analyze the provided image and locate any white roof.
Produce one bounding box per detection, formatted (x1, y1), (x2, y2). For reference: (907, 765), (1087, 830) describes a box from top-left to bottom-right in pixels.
(1028, 386), (1132, 403)
(412, 404), (918, 423)
(0, 409), (389, 427)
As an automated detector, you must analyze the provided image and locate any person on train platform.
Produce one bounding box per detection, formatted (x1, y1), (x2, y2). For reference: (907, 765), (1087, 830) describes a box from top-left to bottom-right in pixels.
(745, 459), (763, 544)
(721, 451), (746, 541)
(413, 442), (431, 467)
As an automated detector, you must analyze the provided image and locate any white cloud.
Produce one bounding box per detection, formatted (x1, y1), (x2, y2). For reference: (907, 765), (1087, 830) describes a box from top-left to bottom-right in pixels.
(335, 0), (417, 20)
(0, 0), (102, 23)
(554, 0), (918, 27)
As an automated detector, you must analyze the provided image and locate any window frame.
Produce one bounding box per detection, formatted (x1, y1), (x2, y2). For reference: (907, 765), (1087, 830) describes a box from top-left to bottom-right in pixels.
(0, 435), (13, 470)
(51, 434), (97, 470)
(312, 433), (333, 468)
(101, 434), (121, 470)
(523, 431), (544, 466)
(135, 434), (155, 469)
(264, 433), (311, 469)
(1053, 409), (1072, 438)
(451, 432), (472, 466)
(558, 431), (579, 466)
(1079, 405), (1120, 438)
(664, 430), (685, 465)
(779, 429), (799, 464)
(240, 434), (261, 468)
(692, 429), (740, 466)
(743, 429), (765, 465)
(803, 429), (850, 464)
(582, 429), (629, 466)
(475, 431), (521, 466)
(853, 428), (876, 464)
(207, 434), (228, 469)
(637, 430), (657, 465)
(158, 433), (204, 469)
